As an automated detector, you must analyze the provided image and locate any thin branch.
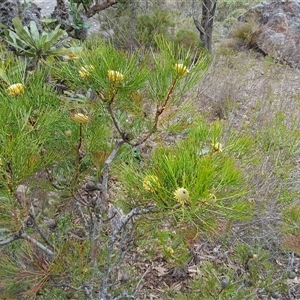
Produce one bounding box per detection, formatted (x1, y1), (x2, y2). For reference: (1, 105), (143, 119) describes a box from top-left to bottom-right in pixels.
(0, 233), (21, 246)
(130, 78), (178, 147)
(113, 293), (134, 300)
(99, 139), (125, 211)
(21, 233), (54, 259)
(90, 139), (125, 279)
(74, 194), (90, 233)
(54, 279), (94, 299)
(67, 231), (86, 241)
(132, 265), (152, 297)
(110, 206), (157, 242)
(192, 0), (205, 34)
(87, 0), (118, 18)
(98, 206), (157, 300)
(55, 281), (83, 291)
(28, 205), (54, 250)
(107, 104), (124, 140)
(106, 99), (135, 143)
(72, 123), (83, 189)
(159, 77), (178, 113)
(130, 113), (160, 147)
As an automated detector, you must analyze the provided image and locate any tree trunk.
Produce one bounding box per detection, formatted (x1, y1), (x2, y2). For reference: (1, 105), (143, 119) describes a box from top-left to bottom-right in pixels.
(127, 0), (138, 50)
(86, 0), (118, 18)
(192, 0), (218, 52)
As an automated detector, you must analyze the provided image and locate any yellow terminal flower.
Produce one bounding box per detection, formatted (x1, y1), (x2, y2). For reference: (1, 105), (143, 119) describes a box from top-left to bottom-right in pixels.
(143, 175), (160, 192)
(79, 65), (94, 79)
(7, 83), (25, 96)
(73, 113), (89, 124)
(174, 187), (190, 205)
(165, 246), (174, 255)
(174, 63), (189, 77)
(107, 70), (124, 83)
(212, 142), (223, 153)
(65, 130), (72, 137)
(206, 193), (217, 205)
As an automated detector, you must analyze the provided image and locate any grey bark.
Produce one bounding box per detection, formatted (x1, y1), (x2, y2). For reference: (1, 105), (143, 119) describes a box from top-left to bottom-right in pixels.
(192, 0), (218, 52)
(127, 0), (138, 49)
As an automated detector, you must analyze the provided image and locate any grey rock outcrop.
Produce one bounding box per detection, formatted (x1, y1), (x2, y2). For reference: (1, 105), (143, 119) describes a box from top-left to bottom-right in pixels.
(239, 0), (300, 67)
(0, 0), (89, 40)
(0, 0), (20, 29)
(50, 0), (71, 31)
(22, 3), (42, 32)
(0, 0), (43, 33)
(51, 0), (88, 40)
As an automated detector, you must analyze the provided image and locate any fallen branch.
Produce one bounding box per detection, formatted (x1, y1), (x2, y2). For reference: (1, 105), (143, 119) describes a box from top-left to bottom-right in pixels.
(21, 233), (55, 259)
(0, 233), (21, 246)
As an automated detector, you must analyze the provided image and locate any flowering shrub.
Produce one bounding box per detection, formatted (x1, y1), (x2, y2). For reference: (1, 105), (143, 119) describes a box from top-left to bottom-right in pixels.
(0, 38), (253, 298)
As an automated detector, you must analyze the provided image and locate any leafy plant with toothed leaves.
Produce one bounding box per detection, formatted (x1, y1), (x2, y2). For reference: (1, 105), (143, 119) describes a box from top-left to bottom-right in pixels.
(4, 17), (68, 64)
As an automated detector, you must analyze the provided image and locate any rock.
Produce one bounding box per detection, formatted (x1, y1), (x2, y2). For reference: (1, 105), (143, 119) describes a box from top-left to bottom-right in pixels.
(43, 217), (57, 230)
(22, 2), (43, 32)
(50, 0), (70, 30)
(0, 0), (101, 40)
(0, 0), (43, 35)
(16, 184), (27, 194)
(0, 0), (21, 31)
(31, 0), (100, 38)
(238, 0), (300, 68)
(31, 0), (56, 17)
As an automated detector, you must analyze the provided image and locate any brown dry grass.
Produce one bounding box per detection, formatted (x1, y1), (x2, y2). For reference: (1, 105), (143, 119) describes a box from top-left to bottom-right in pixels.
(194, 48), (300, 297)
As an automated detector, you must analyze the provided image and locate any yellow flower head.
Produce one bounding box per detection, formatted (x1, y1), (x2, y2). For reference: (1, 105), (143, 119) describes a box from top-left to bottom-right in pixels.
(174, 63), (189, 77)
(165, 246), (174, 255)
(73, 113), (89, 124)
(206, 193), (217, 205)
(107, 70), (124, 83)
(174, 187), (189, 205)
(212, 142), (223, 153)
(65, 130), (72, 137)
(79, 65), (94, 79)
(143, 175), (160, 192)
(7, 83), (25, 96)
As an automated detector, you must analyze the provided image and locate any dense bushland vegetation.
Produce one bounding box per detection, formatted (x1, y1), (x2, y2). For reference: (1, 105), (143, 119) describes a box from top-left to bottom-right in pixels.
(0, 0), (300, 299)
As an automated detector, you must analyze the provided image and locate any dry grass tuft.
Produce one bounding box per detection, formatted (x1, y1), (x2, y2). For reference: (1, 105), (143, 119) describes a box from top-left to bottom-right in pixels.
(231, 20), (260, 48)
